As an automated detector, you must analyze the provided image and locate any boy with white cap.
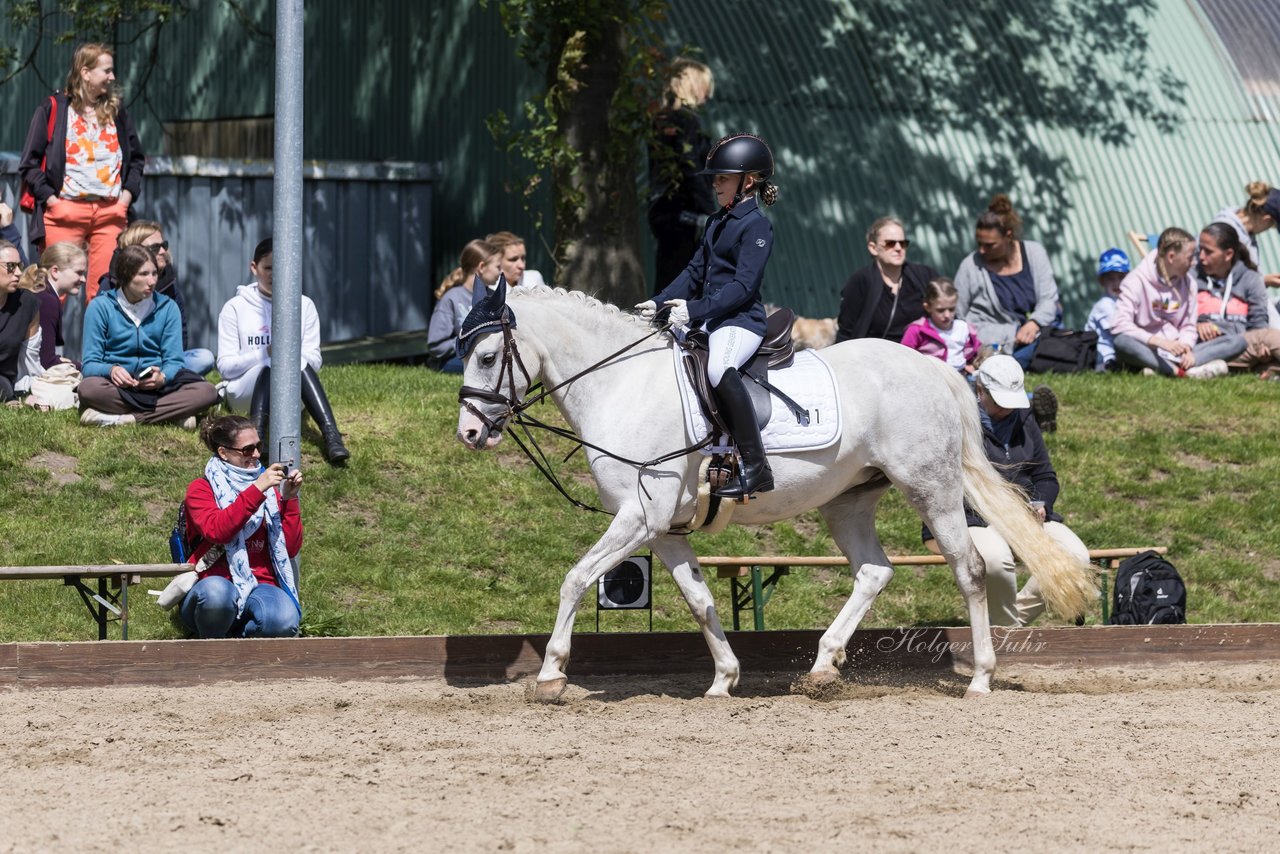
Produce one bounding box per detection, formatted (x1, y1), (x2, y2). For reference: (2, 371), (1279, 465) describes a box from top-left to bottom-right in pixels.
(924, 354), (1089, 626)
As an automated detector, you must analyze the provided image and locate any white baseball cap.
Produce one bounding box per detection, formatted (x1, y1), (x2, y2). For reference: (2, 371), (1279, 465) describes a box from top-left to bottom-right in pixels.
(976, 354), (1030, 410)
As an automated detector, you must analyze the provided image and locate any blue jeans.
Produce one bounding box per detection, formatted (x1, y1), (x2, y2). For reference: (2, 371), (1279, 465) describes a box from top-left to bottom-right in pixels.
(1113, 333), (1246, 375)
(184, 348), (216, 376)
(1011, 340), (1039, 370)
(180, 576), (300, 638)
(437, 355), (463, 374)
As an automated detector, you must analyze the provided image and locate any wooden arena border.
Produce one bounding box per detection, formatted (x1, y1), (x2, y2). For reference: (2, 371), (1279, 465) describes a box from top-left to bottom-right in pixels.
(2, 624), (1280, 689)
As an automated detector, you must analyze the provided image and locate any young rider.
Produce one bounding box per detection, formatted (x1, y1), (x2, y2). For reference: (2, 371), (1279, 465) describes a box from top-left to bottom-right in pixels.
(635, 133), (779, 499)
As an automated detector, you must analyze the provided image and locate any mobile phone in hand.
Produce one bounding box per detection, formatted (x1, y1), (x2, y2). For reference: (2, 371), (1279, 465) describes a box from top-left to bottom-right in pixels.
(138, 365), (158, 380)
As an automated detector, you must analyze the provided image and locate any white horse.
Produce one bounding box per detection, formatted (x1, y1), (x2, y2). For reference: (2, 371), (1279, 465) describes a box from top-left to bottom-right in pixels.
(456, 285), (1094, 700)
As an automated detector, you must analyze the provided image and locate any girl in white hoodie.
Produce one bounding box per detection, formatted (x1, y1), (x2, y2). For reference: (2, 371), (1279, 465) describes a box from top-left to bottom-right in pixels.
(216, 238), (349, 464)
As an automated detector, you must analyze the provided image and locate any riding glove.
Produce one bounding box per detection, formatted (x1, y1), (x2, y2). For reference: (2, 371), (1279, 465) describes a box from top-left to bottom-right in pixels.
(664, 299), (690, 328)
(634, 299), (657, 319)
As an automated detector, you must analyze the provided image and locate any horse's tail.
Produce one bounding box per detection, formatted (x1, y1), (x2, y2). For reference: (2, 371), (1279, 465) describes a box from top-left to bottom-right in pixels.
(939, 364), (1096, 620)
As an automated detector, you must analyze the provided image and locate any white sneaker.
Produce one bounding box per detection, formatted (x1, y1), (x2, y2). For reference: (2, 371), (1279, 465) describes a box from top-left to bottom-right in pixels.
(1185, 359), (1229, 379)
(80, 408), (135, 427)
(179, 416), (198, 431)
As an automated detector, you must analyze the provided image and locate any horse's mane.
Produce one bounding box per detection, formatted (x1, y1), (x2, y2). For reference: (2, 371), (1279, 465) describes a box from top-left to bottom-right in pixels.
(509, 284), (657, 333)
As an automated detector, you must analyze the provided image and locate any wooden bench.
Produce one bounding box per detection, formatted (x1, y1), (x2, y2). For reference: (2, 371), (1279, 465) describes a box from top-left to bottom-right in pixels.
(0, 564), (185, 640)
(700, 548), (1169, 631)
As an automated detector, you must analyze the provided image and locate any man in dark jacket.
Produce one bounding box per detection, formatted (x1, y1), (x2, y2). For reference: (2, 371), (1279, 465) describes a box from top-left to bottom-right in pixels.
(924, 354), (1088, 626)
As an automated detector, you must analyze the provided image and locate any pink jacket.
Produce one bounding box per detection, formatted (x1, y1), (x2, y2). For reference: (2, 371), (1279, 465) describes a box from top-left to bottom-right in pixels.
(900, 316), (981, 366)
(1110, 250), (1196, 349)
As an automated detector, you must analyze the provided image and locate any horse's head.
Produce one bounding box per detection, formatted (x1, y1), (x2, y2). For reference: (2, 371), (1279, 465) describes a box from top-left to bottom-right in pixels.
(455, 275), (537, 450)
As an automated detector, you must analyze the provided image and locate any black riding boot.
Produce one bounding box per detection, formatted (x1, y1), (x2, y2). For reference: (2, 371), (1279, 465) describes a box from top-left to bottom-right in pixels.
(713, 368), (773, 498)
(249, 367), (272, 442)
(301, 366), (350, 465)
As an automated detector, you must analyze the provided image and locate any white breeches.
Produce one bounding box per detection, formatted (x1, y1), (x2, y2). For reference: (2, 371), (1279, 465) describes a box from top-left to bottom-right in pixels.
(707, 325), (763, 387)
(969, 520), (1089, 627)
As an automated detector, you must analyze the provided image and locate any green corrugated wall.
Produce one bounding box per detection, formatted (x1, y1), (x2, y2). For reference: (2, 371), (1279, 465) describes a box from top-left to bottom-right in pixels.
(1, 0), (1276, 324)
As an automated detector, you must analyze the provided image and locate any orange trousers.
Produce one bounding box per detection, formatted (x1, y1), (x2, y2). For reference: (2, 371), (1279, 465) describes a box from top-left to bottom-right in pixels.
(43, 198), (127, 302)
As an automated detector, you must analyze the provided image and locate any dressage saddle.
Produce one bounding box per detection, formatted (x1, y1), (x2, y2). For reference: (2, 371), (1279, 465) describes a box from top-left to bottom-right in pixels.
(678, 307), (805, 436)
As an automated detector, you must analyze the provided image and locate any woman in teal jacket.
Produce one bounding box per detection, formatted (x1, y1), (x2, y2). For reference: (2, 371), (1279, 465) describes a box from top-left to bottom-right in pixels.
(78, 245), (218, 426)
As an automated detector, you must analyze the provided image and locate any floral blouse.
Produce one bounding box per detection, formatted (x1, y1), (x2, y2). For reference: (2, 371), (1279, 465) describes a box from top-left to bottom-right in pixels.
(61, 104), (123, 201)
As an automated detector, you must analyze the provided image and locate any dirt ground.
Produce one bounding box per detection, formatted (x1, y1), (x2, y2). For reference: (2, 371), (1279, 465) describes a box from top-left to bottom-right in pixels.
(1, 662), (1277, 852)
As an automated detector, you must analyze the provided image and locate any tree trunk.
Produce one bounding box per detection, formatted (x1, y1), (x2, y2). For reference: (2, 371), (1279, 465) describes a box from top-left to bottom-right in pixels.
(548, 18), (645, 307)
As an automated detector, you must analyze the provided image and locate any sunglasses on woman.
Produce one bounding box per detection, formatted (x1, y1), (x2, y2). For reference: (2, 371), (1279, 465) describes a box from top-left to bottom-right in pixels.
(0, 261), (23, 273)
(223, 441), (262, 456)
(145, 241), (170, 255)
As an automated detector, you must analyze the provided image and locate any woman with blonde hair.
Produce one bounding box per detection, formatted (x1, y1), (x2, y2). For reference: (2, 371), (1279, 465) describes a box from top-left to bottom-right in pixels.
(484, 230), (546, 289)
(18, 42), (145, 299)
(17, 241), (86, 370)
(647, 58), (717, 293)
(427, 239), (500, 372)
(1211, 180), (1280, 291)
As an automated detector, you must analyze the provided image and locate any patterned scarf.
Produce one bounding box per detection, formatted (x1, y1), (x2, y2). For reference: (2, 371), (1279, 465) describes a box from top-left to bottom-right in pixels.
(203, 456), (300, 618)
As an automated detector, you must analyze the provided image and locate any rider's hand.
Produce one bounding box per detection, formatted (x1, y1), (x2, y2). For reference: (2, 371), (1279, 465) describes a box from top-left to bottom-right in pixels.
(634, 299), (657, 320)
(664, 299), (690, 328)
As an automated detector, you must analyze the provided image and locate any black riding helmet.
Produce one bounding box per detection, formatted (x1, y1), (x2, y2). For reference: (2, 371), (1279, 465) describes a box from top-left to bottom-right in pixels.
(700, 133), (774, 179)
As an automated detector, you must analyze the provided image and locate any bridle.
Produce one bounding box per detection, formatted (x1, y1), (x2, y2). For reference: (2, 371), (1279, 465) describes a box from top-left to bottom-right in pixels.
(457, 316), (713, 514)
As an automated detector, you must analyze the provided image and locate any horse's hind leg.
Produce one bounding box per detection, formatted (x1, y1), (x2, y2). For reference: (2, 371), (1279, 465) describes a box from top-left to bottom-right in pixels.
(810, 482), (896, 682)
(651, 536), (740, 697)
(903, 492), (996, 698)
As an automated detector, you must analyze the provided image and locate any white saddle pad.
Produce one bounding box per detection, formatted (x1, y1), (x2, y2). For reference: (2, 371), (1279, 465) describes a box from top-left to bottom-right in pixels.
(674, 348), (842, 454)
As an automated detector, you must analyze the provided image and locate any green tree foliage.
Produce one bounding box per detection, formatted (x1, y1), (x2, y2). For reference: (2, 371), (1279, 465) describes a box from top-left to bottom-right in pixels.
(0, 0), (189, 86)
(483, 0), (668, 304)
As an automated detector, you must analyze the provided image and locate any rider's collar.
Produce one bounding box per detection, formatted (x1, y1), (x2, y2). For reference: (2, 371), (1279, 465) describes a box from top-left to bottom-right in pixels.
(456, 273), (517, 359)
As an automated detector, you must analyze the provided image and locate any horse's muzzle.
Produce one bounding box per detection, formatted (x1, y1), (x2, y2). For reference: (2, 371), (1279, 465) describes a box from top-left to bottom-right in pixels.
(457, 412), (505, 450)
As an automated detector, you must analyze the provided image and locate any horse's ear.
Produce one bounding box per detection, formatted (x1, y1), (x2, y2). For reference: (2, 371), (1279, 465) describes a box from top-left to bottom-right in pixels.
(471, 274), (488, 307)
(494, 272), (508, 305)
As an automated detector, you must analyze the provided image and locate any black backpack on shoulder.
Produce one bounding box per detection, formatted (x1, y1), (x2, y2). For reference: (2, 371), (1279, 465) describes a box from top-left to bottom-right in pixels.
(1110, 550), (1186, 625)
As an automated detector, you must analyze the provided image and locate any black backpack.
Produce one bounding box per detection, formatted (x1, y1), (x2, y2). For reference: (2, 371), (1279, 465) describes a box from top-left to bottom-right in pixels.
(1028, 329), (1099, 374)
(1109, 551), (1186, 625)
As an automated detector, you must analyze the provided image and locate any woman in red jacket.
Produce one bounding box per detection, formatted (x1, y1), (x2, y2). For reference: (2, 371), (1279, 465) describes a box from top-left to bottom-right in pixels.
(181, 414), (303, 638)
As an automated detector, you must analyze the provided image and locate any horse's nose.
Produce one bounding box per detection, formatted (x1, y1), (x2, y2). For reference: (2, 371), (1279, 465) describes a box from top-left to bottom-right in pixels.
(459, 427), (480, 449)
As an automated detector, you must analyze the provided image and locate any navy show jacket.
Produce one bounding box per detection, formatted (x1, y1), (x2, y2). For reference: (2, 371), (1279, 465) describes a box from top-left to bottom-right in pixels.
(654, 195), (771, 336)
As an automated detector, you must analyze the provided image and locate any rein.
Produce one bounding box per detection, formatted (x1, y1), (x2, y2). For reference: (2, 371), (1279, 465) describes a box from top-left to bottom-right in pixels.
(458, 318), (713, 514)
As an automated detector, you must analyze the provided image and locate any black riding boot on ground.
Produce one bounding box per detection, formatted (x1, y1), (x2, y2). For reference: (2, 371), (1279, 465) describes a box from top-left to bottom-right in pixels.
(301, 365), (350, 465)
(713, 367), (773, 499)
(249, 367), (272, 444)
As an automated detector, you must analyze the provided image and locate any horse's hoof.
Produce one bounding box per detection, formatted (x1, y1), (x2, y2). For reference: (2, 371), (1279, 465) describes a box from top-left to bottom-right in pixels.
(792, 671), (844, 699)
(533, 677), (568, 703)
(806, 668), (840, 685)
(703, 688), (733, 699)
(963, 687), (992, 700)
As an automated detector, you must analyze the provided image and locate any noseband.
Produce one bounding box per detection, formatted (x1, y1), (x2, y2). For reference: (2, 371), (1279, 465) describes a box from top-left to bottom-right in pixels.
(457, 318), (532, 437)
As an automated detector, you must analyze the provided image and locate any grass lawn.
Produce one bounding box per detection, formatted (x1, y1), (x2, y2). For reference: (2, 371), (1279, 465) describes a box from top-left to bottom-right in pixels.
(0, 364), (1277, 642)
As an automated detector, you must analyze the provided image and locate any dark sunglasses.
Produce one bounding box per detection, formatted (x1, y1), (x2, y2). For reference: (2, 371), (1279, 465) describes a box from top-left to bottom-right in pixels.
(1, 261), (23, 273)
(881, 239), (910, 249)
(222, 441), (262, 456)
(146, 241), (170, 254)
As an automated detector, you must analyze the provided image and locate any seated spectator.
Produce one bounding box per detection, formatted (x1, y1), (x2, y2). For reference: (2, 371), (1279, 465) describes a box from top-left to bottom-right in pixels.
(19, 241), (86, 370)
(99, 221), (214, 375)
(78, 245), (220, 425)
(923, 355), (1089, 626)
(485, 230), (546, 288)
(954, 194), (1059, 370)
(900, 277), (981, 375)
(1211, 180), (1279, 291)
(217, 238), (350, 465)
(179, 414), (302, 639)
(0, 203), (25, 263)
(0, 241), (41, 404)
(1085, 248), (1129, 371)
(1194, 222), (1280, 372)
(1111, 227), (1244, 378)
(836, 216), (940, 343)
(427, 239), (500, 372)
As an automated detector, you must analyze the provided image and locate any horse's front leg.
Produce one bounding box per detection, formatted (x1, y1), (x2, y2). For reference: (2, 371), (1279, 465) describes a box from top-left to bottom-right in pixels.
(535, 511), (656, 702)
(650, 535), (740, 697)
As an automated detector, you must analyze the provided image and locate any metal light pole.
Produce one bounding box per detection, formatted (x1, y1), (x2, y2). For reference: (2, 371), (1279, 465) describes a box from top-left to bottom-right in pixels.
(271, 0), (304, 471)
